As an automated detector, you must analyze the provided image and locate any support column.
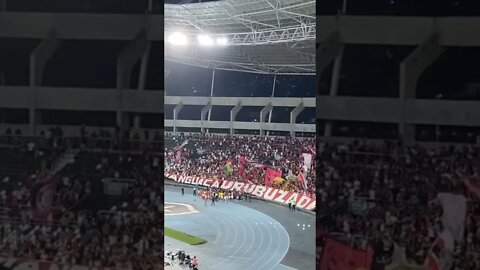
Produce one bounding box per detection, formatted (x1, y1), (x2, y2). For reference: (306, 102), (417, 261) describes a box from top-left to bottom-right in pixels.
(399, 32), (444, 143)
(325, 46), (345, 137)
(173, 103), (184, 134)
(207, 69), (215, 133)
(200, 102), (212, 134)
(267, 75), (276, 136)
(316, 32), (342, 138)
(116, 30), (148, 131)
(259, 103), (273, 136)
(230, 103), (242, 135)
(290, 102), (305, 137)
(137, 42), (151, 90)
(29, 29), (61, 136)
(317, 32), (342, 88)
(133, 115), (141, 130)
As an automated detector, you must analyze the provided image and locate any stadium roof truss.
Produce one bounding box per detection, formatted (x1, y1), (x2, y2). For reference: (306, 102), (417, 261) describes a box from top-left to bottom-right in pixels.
(165, 0), (315, 75)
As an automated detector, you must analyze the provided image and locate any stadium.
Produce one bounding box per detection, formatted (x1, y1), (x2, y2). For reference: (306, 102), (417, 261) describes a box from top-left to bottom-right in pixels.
(164, 0), (316, 269)
(317, 2), (480, 270)
(0, 2), (163, 269)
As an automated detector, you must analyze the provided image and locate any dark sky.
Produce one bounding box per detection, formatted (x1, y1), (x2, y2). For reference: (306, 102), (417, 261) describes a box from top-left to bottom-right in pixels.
(3, 0), (162, 13)
(318, 0), (480, 16)
(165, 61), (315, 125)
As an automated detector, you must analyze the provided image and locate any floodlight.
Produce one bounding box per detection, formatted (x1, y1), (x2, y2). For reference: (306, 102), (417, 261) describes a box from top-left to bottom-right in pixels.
(216, 37), (229, 46)
(197, 35), (214, 46)
(168, 32), (188, 46)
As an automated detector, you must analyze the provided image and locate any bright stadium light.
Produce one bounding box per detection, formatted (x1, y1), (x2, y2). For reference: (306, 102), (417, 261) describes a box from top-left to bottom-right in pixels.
(197, 34), (214, 46)
(168, 32), (188, 46)
(216, 37), (229, 46)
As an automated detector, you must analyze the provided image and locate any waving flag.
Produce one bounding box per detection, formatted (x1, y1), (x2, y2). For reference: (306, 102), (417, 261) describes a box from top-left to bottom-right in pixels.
(264, 168), (282, 186)
(436, 192), (467, 242)
(223, 161), (233, 176)
(32, 177), (57, 221)
(319, 238), (373, 270)
(298, 171), (308, 190)
(302, 153), (313, 173)
(423, 229), (454, 270)
(173, 139), (189, 164)
(463, 177), (480, 200)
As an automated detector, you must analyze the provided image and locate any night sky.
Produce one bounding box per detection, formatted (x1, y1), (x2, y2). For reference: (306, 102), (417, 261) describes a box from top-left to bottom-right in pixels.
(318, 0), (480, 16)
(165, 61), (315, 125)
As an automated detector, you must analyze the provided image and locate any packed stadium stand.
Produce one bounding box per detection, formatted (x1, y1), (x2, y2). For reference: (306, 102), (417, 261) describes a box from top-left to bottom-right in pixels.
(165, 134), (316, 196)
(164, 0), (316, 269)
(317, 2), (480, 270)
(0, 1), (164, 269)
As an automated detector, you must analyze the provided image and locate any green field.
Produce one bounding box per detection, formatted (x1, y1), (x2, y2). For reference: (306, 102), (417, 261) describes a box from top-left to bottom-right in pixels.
(165, 227), (207, 245)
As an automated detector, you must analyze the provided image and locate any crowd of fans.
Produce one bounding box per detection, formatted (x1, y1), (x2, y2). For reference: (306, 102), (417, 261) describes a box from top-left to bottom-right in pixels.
(0, 136), (163, 269)
(165, 133), (316, 197)
(317, 140), (480, 270)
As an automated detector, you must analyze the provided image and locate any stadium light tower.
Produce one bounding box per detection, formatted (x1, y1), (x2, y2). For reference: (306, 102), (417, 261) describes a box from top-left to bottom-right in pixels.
(197, 34), (214, 46)
(216, 37), (229, 46)
(168, 32), (188, 46)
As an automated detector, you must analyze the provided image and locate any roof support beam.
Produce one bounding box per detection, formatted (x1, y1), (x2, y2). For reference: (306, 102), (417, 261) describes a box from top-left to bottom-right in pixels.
(317, 32), (341, 79)
(290, 102), (304, 137)
(230, 103), (242, 135)
(200, 102), (212, 134)
(317, 32), (343, 137)
(260, 102), (273, 136)
(399, 32), (444, 143)
(29, 29), (60, 135)
(173, 102), (184, 134)
(116, 30), (148, 130)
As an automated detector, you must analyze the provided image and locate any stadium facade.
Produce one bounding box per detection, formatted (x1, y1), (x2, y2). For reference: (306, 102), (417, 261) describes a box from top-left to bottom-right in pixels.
(317, 16), (480, 143)
(164, 0), (316, 137)
(0, 9), (164, 137)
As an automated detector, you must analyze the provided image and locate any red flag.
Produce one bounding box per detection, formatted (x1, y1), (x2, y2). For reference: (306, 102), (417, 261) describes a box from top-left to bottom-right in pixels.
(238, 165), (245, 175)
(175, 150), (182, 164)
(425, 254), (441, 270)
(298, 171), (307, 190)
(319, 238), (373, 270)
(264, 168), (282, 186)
(463, 177), (480, 200)
(33, 178), (57, 221)
(424, 237), (445, 270)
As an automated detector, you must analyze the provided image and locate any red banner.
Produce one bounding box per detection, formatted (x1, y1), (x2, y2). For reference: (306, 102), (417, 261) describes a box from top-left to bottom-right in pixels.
(166, 174), (316, 210)
(264, 168), (282, 186)
(319, 238), (373, 270)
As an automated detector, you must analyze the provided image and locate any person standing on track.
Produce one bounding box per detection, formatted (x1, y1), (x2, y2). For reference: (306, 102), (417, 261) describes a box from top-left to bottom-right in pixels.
(211, 193), (216, 206)
(181, 187), (184, 196)
(292, 200), (296, 212)
(193, 187), (197, 196)
(203, 192), (207, 206)
(288, 198), (292, 211)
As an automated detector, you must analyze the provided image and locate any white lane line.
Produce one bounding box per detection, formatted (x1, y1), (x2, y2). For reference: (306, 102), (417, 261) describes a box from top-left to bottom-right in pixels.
(249, 212), (266, 270)
(211, 206), (242, 269)
(226, 207), (250, 269)
(256, 213), (275, 270)
(165, 202), (199, 216)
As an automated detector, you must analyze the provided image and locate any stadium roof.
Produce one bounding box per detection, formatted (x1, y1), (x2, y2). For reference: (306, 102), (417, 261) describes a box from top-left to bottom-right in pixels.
(164, 0), (315, 75)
